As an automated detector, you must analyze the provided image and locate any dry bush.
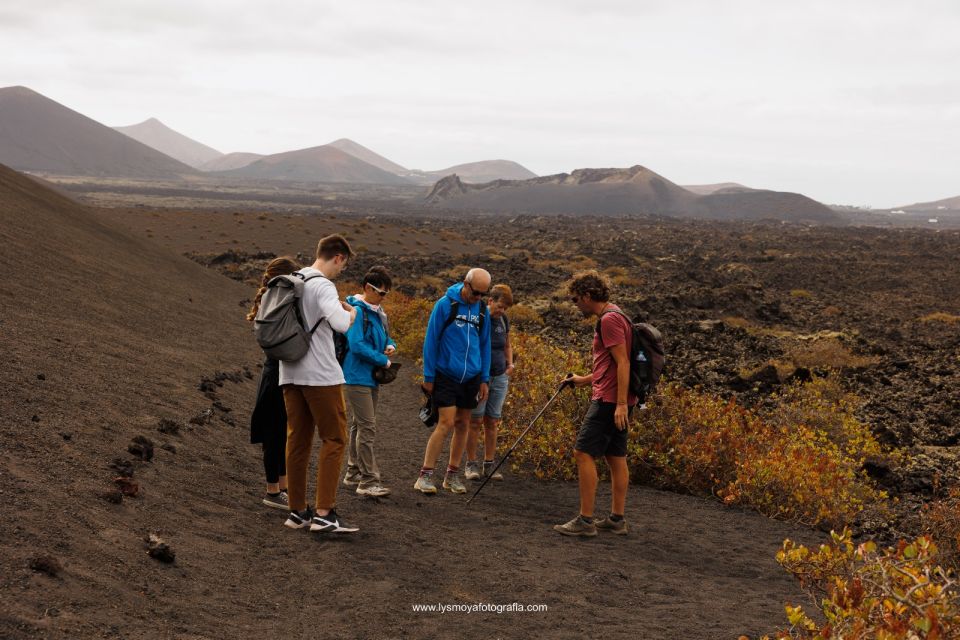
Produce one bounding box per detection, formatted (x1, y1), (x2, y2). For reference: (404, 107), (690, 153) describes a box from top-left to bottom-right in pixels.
(442, 265), (472, 281)
(381, 291), (433, 360)
(723, 316), (754, 329)
(821, 305), (842, 317)
(789, 289), (813, 299)
(633, 379), (889, 528)
(784, 338), (880, 370)
(508, 304), (544, 328)
(922, 487), (960, 573)
(920, 312), (960, 324)
(764, 530), (960, 639)
(603, 266), (630, 277)
(408, 275), (447, 295)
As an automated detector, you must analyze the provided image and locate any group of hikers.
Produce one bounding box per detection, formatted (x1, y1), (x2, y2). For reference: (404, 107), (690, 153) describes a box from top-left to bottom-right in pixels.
(246, 233), (636, 537)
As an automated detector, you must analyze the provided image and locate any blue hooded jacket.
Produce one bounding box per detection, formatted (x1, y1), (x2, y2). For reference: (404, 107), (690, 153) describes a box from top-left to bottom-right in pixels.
(422, 283), (491, 384)
(342, 295), (397, 387)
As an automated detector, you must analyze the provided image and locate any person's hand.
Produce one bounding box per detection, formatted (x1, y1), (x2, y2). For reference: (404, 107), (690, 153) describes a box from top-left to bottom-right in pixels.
(385, 359), (392, 368)
(569, 374), (590, 388)
(384, 345), (396, 356)
(614, 403), (629, 431)
(506, 363), (515, 377)
(342, 301), (357, 322)
(422, 382), (434, 394)
(477, 382), (489, 402)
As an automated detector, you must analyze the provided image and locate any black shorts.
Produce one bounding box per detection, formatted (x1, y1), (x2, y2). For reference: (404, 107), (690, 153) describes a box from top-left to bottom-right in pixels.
(574, 401), (631, 458)
(433, 372), (481, 410)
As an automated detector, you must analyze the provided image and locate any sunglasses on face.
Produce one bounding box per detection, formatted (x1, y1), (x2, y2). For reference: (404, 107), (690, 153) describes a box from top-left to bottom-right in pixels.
(367, 283), (389, 297)
(468, 283), (489, 298)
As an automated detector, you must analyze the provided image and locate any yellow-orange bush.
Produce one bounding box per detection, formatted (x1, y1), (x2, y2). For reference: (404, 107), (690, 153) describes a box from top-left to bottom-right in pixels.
(764, 529), (960, 639)
(922, 488), (960, 574)
(632, 379), (888, 528)
(381, 291), (433, 360)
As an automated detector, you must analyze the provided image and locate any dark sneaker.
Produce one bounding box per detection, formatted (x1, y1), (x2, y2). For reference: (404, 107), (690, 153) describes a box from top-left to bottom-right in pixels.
(262, 490), (289, 510)
(413, 474), (438, 494)
(342, 473), (361, 487)
(483, 461), (504, 481)
(464, 461), (482, 481)
(283, 507), (313, 530)
(442, 474), (467, 494)
(553, 516), (597, 538)
(356, 483), (391, 497)
(310, 509), (359, 534)
(594, 515), (629, 535)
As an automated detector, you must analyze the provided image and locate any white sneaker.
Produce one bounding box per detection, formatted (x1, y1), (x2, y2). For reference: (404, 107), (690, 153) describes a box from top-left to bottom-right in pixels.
(356, 483), (391, 497)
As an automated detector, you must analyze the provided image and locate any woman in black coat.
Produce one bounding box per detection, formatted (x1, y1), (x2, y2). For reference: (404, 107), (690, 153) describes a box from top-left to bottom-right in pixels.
(247, 256), (301, 509)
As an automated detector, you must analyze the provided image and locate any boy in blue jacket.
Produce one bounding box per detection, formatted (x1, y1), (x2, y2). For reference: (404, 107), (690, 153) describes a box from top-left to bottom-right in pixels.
(416, 268), (492, 494)
(342, 267), (397, 498)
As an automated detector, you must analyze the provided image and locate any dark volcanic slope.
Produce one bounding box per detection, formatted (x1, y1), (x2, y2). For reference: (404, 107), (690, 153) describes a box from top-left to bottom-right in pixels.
(214, 144), (412, 185)
(0, 86), (197, 179)
(114, 117), (223, 168)
(426, 166), (839, 223)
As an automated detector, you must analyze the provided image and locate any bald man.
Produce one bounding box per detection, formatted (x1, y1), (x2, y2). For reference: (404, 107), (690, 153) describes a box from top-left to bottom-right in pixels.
(416, 268), (493, 494)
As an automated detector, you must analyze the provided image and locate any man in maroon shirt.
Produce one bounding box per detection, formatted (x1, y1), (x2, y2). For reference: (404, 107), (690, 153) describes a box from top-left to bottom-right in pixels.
(555, 270), (637, 537)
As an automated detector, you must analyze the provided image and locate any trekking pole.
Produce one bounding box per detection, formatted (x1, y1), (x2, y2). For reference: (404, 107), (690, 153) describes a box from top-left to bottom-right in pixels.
(466, 374), (575, 506)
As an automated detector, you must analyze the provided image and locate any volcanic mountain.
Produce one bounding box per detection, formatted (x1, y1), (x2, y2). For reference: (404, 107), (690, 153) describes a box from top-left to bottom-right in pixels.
(682, 182), (755, 195)
(113, 117), (223, 168)
(0, 86), (196, 179)
(212, 144), (411, 184)
(405, 159), (537, 185)
(900, 194), (960, 214)
(425, 165), (839, 223)
(326, 138), (407, 174)
(198, 151), (264, 172)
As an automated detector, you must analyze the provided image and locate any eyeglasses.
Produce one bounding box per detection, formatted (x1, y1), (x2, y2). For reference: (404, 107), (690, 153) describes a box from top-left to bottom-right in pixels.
(467, 283), (489, 298)
(367, 283), (389, 297)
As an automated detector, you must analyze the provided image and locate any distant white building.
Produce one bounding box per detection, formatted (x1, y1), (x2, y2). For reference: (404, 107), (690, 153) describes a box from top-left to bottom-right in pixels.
(891, 209), (906, 214)
(929, 218), (939, 223)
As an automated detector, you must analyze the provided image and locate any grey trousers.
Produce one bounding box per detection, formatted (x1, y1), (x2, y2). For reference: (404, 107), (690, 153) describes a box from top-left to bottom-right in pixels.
(344, 384), (381, 486)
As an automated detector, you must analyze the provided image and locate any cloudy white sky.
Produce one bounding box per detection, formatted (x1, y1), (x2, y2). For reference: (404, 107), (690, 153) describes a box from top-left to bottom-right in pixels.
(2, 0), (958, 207)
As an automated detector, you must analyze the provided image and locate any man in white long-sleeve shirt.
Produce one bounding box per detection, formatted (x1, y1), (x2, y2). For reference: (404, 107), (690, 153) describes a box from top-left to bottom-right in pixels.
(280, 234), (360, 533)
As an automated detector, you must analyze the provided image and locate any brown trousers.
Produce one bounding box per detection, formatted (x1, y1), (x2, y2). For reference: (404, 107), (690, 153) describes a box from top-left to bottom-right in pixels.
(282, 384), (347, 511)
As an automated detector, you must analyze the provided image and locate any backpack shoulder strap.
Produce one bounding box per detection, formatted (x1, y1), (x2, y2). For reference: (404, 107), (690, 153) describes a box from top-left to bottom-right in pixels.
(294, 271), (328, 334)
(438, 300), (460, 340)
(479, 300), (488, 333)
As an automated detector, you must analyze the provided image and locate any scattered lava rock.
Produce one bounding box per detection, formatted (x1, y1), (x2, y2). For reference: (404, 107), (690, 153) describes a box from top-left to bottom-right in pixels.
(101, 489), (124, 504)
(212, 400), (231, 413)
(146, 534), (176, 564)
(114, 477), (140, 497)
(60, 432), (72, 441)
(128, 436), (154, 461)
(189, 408), (214, 426)
(29, 555), (62, 577)
(157, 418), (183, 435)
(109, 457), (135, 477)
(36, 373), (46, 380)
(161, 443), (177, 454)
(31, 415), (40, 422)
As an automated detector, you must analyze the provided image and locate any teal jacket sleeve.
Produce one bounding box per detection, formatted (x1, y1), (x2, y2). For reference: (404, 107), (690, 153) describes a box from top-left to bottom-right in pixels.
(347, 307), (389, 367)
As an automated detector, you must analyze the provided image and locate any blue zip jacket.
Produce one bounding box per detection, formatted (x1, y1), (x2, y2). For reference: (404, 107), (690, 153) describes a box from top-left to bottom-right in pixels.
(343, 295), (397, 388)
(422, 283), (491, 384)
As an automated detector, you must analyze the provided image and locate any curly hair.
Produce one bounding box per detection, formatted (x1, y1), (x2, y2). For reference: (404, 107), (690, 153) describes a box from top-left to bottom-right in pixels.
(567, 270), (610, 303)
(246, 256), (302, 321)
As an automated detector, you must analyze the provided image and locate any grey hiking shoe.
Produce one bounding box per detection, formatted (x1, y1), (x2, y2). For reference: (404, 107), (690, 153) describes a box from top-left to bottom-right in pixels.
(356, 483), (391, 497)
(553, 516), (597, 538)
(342, 473), (361, 487)
(594, 515), (629, 535)
(483, 461), (504, 481)
(442, 473), (467, 494)
(413, 474), (438, 494)
(464, 461), (482, 481)
(262, 490), (289, 510)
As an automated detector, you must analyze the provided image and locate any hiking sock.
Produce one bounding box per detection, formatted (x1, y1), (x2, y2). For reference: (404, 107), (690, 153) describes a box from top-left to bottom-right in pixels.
(579, 514), (593, 524)
(445, 465), (459, 476)
(609, 514), (624, 523)
(419, 467), (434, 477)
(483, 460), (495, 473)
(266, 491), (282, 497)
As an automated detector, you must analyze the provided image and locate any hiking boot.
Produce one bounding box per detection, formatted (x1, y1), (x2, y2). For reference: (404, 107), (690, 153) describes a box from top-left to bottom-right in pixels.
(443, 474), (467, 494)
(594, 515), (629, 535)
(283, 507), (313, 530)
(310, 509), (359, 534)
(553, 516), (597, 538)
(483, 461), (504, 481)
(262, 490), (289, 510)
(464, 461), (482, 481)
(413, 474), (438, 494)
(342, 473), (361, 487)
(356, 483), (391, 498)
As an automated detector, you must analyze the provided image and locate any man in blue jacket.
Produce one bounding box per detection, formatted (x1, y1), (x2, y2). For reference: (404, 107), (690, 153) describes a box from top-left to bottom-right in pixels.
(416, 268), (492, 494)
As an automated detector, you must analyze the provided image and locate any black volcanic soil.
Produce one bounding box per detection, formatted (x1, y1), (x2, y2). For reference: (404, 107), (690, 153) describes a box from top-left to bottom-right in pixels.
(1, 167), (825, 639)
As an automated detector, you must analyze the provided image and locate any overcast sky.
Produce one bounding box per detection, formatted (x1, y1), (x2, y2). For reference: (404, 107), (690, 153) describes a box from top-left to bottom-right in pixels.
(2, 0), (958, 207)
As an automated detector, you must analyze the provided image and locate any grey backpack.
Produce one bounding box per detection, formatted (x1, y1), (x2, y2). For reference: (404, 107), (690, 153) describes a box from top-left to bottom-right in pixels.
(253, 272), (326, 361)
